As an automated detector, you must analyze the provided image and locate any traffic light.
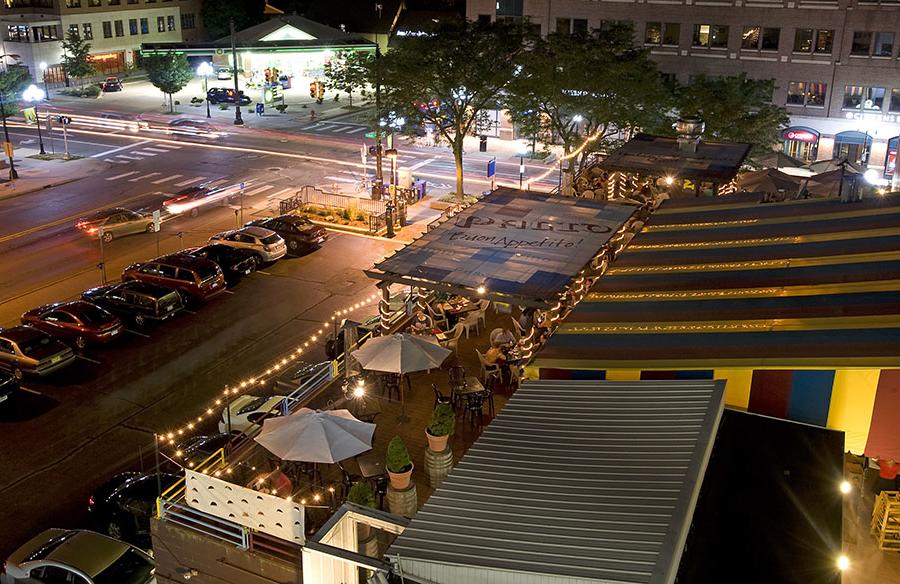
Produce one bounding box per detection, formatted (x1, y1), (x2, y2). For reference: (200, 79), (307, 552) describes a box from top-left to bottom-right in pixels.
(316, 81), (325, 103)
(309, 81), (316, 98)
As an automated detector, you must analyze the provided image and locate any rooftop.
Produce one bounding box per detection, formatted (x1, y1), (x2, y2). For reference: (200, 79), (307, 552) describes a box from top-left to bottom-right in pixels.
(600, 133), (751, 182)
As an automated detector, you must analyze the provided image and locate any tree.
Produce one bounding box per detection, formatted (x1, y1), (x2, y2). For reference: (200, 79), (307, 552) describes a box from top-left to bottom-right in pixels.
(0, 66), (32, 116)
(674, 74), (789, 160)
(324, 50), (373, 108)
(201, 0), (266, 40)
(380, 19), (527, 198)
(61, 30), (95, 88)
(505, 24), (672, 180)
(145, 52), (194, 113)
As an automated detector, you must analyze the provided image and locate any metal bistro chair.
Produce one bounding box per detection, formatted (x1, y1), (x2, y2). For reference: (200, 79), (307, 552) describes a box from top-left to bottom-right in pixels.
(432, 383), (453, 410)
(380, 373), (401, 402)
(448, 365), (466, 407)
(464, 393), (485, 429)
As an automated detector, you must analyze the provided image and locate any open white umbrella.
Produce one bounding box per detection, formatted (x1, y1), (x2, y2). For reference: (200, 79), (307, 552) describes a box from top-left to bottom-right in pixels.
(254, 408), (375, 463)
(351, 332), (451, 374)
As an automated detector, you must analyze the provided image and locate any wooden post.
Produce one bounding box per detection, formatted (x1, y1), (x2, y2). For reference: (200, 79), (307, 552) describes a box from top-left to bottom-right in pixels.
(378, 282), (391, 335)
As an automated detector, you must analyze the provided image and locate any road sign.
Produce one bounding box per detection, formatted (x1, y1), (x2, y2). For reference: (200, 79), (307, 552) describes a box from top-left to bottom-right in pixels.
(360, 144), (367, 165)
(365, 131), (376, 139)
(239, 182), (245, 190)
(2, 141), (12, 157)
(152, 210), (161, 232)
(487, 159), (496, 178)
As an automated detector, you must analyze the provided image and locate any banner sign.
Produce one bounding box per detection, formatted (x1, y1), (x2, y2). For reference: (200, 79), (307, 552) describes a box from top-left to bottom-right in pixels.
(22, 107), (36, 124)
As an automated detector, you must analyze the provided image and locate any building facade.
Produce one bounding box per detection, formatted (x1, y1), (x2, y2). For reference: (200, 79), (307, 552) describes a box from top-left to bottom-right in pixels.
(467, 0), (900, 177)
(0, 0), (202, 82)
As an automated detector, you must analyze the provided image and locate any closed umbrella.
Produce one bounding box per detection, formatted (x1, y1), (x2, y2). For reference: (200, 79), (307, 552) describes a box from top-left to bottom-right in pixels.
(255, 408), (375, 464)
(738, 168), (801, 193)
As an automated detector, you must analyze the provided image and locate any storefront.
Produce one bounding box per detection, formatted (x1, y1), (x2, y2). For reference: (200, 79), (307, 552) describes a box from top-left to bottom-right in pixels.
(833, 130), (873, 165)
(89, 51), (125, 75)
(781, 126), (819, 161)
(885, 136), (898, 179)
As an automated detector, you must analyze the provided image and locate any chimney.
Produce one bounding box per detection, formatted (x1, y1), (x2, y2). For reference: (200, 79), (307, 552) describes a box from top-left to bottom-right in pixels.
(676, 116), (705, 153)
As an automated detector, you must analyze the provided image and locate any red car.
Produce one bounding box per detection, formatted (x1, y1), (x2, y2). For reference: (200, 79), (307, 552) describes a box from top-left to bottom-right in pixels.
(21, 301), (124, 349)
(122, 254), (227, 304)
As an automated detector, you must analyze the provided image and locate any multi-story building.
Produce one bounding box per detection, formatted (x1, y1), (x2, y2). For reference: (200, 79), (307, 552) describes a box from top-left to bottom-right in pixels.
(468, 0), (900, 177)
(0, 0), (203, 83)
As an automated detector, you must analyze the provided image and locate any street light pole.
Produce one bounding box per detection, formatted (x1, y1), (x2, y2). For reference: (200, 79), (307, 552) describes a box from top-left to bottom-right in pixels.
(230, 18), (243, 126)
(23, 85), (46, 155)
(519, 155), (525, 189)
(196, 61), (213, 119)
(39, 62), (50, 100)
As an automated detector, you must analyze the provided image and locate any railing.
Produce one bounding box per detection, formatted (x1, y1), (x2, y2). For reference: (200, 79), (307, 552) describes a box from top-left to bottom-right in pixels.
(367, 200), (406, 235)
(159, 498), (250, 549)
(280, 185), (389, 216)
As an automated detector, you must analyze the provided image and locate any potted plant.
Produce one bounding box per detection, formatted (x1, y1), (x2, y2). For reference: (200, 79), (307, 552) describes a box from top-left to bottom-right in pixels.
(425, 403), (455, 452)
(386, 436), (413, 490)
(347, 482), (377, 540)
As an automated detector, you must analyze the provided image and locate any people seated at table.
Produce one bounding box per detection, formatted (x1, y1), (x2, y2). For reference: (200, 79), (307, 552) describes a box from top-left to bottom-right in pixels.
(485, 345), (506, 364)
(490, 327), (516, 349)
(410, 309), (434, 334)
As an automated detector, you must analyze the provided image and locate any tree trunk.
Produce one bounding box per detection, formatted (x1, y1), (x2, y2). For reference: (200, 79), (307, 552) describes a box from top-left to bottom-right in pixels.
(348, 92), (353, 108)
(452, 138), (465, 200)
(168, 93), (174, 114)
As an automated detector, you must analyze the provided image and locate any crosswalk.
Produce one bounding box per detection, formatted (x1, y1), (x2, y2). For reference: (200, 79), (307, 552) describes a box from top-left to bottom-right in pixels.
(103, 141), (182, 164)
(297, 121), (370, 135)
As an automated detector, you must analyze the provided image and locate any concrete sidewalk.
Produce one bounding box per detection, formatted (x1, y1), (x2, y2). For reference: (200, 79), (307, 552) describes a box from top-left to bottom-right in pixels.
(0, 150), (107, 201)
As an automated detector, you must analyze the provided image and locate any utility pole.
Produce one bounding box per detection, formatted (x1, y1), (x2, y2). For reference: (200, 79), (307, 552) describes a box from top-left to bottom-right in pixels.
(230, 18), (243, 126)
(0, 91), (17, 179)
(373, 45), (384, 199)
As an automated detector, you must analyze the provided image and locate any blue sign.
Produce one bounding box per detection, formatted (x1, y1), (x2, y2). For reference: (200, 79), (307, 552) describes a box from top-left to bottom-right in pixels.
(487, 159), (496, 178)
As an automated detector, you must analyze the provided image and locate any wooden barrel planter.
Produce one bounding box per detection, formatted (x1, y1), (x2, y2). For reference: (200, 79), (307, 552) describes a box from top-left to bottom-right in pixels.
(386, 482), (418, 518)
(425, 447), (453, 488)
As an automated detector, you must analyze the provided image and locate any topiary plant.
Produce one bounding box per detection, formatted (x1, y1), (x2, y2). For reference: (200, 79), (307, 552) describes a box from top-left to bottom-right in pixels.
(347, 482), (376, 508)
(427, 403), (455, 437)
(386, 436), (411, 473)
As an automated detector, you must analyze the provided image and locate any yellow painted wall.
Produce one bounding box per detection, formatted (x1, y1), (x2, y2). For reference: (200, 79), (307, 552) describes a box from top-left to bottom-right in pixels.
(827, 369), (880, 454)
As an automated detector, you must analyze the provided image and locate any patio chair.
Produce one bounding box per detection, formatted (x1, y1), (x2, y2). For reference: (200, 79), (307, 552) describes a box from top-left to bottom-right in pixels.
(380, 373), (401, 402)
(482, 385), (496, 418)
(464, 394), (485, 429)
(440, 322), (465, 352)
(432, 383), (453, 409)
(475, 300), (491, 329)
(427, 303), (450, 329)
(476, 349), (502, 387)
(510, 316), (526, 340)
(448, 365), (466, 407)
(461, 312), (480, 338)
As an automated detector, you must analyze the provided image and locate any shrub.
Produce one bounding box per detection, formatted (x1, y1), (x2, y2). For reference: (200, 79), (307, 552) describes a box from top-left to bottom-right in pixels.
(342, 208), (352, 221)
(386, 436), (411, 473)
(60, 85), (100, 98)
(347, 482), (376, 508)
(355, 211), (366, 222)
(174, 100), (180, 106)
(427, 403), (455, 437)
(274, 104), (288, 113)
(218, 103), (229, 110)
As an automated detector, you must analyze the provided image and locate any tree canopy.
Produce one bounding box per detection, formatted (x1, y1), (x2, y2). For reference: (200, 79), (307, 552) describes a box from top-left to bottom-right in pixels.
(0, 66), (32, 116)
(145, 52), (194, 113)
(504, 24), (672, 178)
(324, 50), (373, 108)
(675, 74), (789, 159)
(380, 19), (527, 197)
(61, 30), (95, 87)
(201, 0), (266, 40)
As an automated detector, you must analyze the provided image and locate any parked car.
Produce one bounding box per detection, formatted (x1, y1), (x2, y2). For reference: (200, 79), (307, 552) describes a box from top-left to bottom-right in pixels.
(82, 281), (184, 327)
(101, 76), (123, 92)
(122, 254), (227, 304)
(218, 394), (290, 434)
(216, 67), (232, 80)
(0, 370), (18, 407)
(0, 326), (75, 379)
(206, 87), (251, 106)
(208, 226), (287, 264)
(167, 118), (221, 140)
(21, 301), (124, 350)
(1, 528), (155, 584)
(178, 243), (257, 286)
(88, 472), (180, 546)
(176, 433), (232, 467)
(75, 207), (156, 243)
(246, 214), (327, 255)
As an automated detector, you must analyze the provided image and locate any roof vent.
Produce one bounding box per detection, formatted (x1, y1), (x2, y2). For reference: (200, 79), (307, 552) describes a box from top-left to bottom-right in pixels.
(676, 116), (705, 154)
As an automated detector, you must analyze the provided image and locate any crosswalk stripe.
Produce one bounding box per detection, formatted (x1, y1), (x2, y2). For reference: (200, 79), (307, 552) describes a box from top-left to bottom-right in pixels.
(128, 172), (161, 182)
(152, 174), (184, 184)
(174, 176), (206, 187)
(205, 179), (228, 188)
(244, 184), (275, 197)
(141, 147), (170, 153)
(105, 171), (140, 181)
(346, 127), (366, 133)
(154, 143), (182, 150)
(131, 150), (158, 156)
(115, 154), (142, 160)
(266, 187), (294, 199)
(105, 159), (128, 164)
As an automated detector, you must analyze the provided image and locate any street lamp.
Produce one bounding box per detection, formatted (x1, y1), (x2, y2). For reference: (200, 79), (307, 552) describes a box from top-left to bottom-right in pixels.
(22, 84), (46, 155)
(196, 61), (213, 119)
(39, 62), (50, 100)
(518, 141), (528, 190)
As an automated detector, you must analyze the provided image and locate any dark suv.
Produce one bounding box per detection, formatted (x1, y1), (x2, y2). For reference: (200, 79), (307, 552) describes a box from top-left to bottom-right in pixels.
(178, 243), (257, 286)
(82, 281), (184, 327)
(122, 255), (227, 304)
(246, 214), (327, 254)
(207, 87), (251, 106)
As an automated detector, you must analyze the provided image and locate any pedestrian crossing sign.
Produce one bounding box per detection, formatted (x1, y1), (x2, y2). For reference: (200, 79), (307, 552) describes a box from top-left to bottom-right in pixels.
(3, 141), (12, 157)
(22, 107), (36, 124)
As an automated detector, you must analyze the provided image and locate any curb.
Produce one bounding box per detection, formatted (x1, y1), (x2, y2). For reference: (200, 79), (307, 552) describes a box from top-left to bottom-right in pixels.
(0, 175), (85, 202)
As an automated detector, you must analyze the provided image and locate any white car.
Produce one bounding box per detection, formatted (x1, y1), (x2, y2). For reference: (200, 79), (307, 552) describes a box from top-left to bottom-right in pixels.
(209, 226), (287, 263)
(219, 394), (290, 434)
(216, 67), (232, 80)
(2, 528), (155, 584)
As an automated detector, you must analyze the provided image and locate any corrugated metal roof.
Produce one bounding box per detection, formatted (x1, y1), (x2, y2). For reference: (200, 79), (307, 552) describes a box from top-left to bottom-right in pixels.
(389, 380), (725, 584)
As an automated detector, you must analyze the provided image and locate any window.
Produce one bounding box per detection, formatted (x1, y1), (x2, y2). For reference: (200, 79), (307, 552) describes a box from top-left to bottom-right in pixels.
(742, 26), (779, 50)
(646, 22), (680, 46)
(114, 20), (123, 37)
(496, 0), (523, 17)
(129, 18), (137, 35)
(128, 0), (137, 3)
(815, 29), (833, 53)
(82, 22), (92, 39)
(66, 0), (81, 6)
(33, 25), (59, 42)
(851, 32), (872, 55)
(794, 28), (833, 53)
(854, 31), (894, 56)
(663, 23), (680, 45)
(794, 28), (813, 52)
(875, 32), (894, 56)
(108, 0), (120, 4)
(645, 22), (662, 44)
(88, 0), (100, 5)
(889, 89), (900, 113)
(67, 24), (79, 39)
(157, 16), (165, 32)
(787, 81), (827, 107)
(7, 25), (29, 42)
(843, 85), (885, 110)
(556, 18), (571, 34)
(167, 15), (176, 31)
(180, 13), (195, 29)
(140, 18), (148, 34)
(573, 19), (588, 34)
(102, 20), (111, 38)
(693, 24), (729, 48)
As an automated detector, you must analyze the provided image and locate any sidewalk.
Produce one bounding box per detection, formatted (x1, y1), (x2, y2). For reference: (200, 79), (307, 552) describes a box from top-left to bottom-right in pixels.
(0, 150), (107, 201)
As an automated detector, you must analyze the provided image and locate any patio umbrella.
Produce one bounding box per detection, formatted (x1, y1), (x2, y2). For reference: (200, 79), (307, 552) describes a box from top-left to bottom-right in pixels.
(807, 158), (862, 175)
(806, 169), (858, 198)
(255, 408), (375, 464)
(751, 151), (806, 170)
(351, 332), (451, 374)
(738, 168), (801, 193)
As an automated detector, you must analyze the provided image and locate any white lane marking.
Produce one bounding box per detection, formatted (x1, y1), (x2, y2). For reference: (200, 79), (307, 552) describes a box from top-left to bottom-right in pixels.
(141, 147), (170, 153)
(266, 187), (294, 199)
(127, 329), (151, 338)
(115, 154), (142, 160)
(91, 139), (152, 158)
(152, 174), (184, 184)
(154, 143), (182, 149)
(346, 127), (366, 134)
(256, 270), (272, 275)
(174, 176), (206, 187)
(299, 124), (322, 130)
(324, 175), (358, 184)
(104, 159), (129, 164)
(19, 386), (42, 395)
(409, 157), (437, 171)
(77, 355), (102, 365)
(223, 290), (236, 295)
(128, 172), (162, 182)
(205, 179), (228, 188)
(182, 309), (197, 315)
(243, 184), (274, 197)
(131, 150), (158, 156)
(106, 171), (140, 181)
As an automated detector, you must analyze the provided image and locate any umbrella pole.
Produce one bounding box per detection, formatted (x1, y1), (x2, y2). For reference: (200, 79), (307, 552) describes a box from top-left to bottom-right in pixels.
(397, 373), (410, 423)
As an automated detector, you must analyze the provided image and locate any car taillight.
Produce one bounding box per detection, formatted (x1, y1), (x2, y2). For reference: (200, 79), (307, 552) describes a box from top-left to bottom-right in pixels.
(87, 227), (97, 234)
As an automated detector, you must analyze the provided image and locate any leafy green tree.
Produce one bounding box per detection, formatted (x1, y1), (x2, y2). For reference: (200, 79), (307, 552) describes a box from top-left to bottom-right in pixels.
(324, 50), (374, 108)
(201, 0), (266, 40)
(674, 74), (789, 159)
(145, 52), (194, 113)
(0, 66), (33, 116)
(61, 30), (95, 88)
(505, 25), (672, 180)
(380, 19), (527, 198)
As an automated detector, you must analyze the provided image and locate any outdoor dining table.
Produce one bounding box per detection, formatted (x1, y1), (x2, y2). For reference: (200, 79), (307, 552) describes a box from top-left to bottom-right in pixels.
(454, 376), (487, 398)
(355, 449), (387, 479)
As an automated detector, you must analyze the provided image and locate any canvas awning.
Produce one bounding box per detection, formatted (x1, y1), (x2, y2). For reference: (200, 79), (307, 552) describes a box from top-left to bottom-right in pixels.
(599, 133), (751, 182)
(366, 188), (636, 308)
(387, 379), (726, 584)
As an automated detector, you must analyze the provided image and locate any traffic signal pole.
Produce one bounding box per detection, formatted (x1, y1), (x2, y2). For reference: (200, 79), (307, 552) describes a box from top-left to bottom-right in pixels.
(230, 18), (243, 126)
